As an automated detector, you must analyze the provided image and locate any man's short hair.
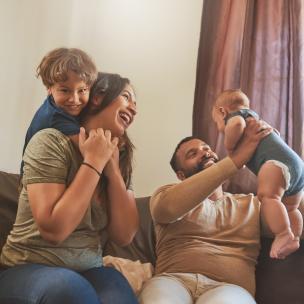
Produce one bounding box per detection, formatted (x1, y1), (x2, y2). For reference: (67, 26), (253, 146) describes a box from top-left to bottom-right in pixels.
(170, 136), (199, 173)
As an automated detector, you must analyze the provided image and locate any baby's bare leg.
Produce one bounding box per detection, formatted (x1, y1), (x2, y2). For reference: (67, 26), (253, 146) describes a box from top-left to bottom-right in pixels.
(257, 162), (296, 259)
(280, 191), (303, 258)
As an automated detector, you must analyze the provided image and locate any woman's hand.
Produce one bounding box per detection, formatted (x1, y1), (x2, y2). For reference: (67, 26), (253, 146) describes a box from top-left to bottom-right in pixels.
(79, 127), (118, 172)
(104, 147), (120, 178)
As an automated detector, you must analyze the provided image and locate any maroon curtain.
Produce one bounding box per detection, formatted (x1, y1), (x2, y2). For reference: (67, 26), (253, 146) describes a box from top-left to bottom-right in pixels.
(193, 0), (304, 194)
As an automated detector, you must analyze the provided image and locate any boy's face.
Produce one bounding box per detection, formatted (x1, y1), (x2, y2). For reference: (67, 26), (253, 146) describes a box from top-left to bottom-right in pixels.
(48, 71), (90, 116)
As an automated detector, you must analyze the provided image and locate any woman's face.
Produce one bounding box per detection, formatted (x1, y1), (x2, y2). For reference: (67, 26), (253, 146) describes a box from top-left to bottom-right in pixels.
(89, 84), (137, 137)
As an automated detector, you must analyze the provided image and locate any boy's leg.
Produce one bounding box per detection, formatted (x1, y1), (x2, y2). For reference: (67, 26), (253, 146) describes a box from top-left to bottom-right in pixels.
(0, 264), (100, 304)
(257, 162), (295, 259)
(138, 274), (192, 304)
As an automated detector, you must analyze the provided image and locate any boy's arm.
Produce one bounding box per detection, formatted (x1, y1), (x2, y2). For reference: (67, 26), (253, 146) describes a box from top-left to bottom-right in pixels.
(224, 115), (246, 152)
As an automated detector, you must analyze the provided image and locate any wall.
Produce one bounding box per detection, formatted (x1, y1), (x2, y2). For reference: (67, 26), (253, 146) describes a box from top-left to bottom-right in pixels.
(0, 0), (203, 196)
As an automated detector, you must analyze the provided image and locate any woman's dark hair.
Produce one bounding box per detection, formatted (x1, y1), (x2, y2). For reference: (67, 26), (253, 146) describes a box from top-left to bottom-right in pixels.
(83, 72), (131, 115)
(80, 72), (134, 197)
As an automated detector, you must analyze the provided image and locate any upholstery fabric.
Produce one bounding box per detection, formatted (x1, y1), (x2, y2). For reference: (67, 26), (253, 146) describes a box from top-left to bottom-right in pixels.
(0, 171), (19, 252)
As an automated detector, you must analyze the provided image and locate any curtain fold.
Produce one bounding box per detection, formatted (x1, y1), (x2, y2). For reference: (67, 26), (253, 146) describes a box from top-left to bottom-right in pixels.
(193, 0), (304, 194)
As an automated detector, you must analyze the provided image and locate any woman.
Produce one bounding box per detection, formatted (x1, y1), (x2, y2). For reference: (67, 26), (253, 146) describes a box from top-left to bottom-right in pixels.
(0, 73), (139, 304)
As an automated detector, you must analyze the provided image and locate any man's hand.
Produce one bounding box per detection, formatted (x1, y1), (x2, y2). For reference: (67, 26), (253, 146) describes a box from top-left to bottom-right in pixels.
(229, 118), (272, 168)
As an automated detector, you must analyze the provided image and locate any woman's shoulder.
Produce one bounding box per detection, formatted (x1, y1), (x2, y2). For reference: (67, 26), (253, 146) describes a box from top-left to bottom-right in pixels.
(25, 128), (75, 158)
(30, 128), (71, 146)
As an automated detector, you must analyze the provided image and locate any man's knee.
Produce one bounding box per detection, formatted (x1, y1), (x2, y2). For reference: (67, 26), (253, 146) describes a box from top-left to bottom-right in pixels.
(139, 275), (191, 304)
(196, 284), (256, 304)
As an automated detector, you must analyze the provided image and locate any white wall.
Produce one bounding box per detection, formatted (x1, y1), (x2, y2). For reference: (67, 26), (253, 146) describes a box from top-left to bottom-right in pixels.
(0, 0), (203, 196)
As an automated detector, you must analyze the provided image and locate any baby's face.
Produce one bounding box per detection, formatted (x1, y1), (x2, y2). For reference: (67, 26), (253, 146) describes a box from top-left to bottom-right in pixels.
(212, 106), (226, 132)
(48, 71), (90, 116)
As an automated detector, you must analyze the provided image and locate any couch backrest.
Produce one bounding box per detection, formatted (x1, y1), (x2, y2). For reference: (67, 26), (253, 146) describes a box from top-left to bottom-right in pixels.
(0, 171), (19, 252)
(103, 196), (156, 265)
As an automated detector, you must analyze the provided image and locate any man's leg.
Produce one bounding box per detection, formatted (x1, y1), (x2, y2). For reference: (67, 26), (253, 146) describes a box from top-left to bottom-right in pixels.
(196, 284), (256, 304)
(138, 274), (192, 304)
(0, 264), (100, 304)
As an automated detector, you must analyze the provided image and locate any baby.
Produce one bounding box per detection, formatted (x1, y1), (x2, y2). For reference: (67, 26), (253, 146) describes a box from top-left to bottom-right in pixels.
(212, 89), (304, 259)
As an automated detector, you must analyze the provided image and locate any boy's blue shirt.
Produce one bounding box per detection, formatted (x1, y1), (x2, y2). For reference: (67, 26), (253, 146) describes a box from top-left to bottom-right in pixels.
(21, 95), (80, 174)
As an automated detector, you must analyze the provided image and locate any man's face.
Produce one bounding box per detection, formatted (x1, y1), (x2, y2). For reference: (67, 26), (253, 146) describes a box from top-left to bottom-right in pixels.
(175, 139), (219, 180)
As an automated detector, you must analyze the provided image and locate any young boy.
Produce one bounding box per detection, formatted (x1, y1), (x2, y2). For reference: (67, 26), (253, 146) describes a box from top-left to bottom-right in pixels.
(212, 89), (304, 259)
(21, 48), (98, 174)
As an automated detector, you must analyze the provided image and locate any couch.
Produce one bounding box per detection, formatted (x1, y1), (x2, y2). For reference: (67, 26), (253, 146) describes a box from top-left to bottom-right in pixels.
(0, 171), (304, 304)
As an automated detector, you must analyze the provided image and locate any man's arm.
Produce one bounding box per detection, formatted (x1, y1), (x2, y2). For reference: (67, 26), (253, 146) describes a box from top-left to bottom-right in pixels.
(151, 119), (272, 224)
(150, 158), (237, 223)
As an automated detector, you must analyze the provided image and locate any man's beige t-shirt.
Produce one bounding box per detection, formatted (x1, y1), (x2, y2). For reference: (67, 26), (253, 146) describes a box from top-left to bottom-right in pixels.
(0, 129), (107, 271)
(152, 186), (261, 296)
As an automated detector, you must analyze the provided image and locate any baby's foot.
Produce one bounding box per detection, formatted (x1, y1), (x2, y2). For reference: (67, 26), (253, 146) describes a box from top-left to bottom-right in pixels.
(276, 237), (300, 259)
(270, 229), (294, 259)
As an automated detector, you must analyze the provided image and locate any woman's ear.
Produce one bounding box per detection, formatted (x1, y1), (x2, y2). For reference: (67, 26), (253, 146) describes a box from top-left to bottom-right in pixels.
(92, 94), (104, 106)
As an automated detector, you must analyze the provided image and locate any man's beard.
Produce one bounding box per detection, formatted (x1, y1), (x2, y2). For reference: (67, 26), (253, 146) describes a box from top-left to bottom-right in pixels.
(183, 156), (218, 178)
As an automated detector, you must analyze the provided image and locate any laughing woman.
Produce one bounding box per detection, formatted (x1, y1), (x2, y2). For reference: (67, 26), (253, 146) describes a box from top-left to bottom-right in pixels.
(0, 73), (139, 304)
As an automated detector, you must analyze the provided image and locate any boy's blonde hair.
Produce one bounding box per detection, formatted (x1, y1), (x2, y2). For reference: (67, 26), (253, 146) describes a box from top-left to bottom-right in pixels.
(36, 48), (97, 88)
(215, 89), (250, 110)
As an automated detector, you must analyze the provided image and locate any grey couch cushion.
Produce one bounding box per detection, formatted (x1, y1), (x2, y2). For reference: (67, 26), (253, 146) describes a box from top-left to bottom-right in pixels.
(103, 196), (156, 265)
(0, 171), (19, 252)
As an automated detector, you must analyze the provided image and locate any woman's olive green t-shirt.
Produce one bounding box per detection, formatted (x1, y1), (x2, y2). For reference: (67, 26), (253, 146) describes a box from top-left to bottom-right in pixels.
(0, 129), (107, 271)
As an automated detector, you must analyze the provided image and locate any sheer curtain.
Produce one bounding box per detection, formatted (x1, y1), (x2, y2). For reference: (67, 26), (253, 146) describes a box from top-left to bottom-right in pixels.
(193, 0), (304, 194)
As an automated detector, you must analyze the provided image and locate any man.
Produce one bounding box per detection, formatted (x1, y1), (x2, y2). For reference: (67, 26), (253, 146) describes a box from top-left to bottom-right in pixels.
(139, 119), (271, 304)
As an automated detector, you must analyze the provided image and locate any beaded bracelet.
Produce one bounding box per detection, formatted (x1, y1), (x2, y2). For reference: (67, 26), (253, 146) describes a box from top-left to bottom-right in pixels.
(82, 162), (101, 177)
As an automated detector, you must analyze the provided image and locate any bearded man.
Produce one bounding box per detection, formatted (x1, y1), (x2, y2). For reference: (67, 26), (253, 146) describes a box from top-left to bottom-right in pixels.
(139, 119), (271, 304)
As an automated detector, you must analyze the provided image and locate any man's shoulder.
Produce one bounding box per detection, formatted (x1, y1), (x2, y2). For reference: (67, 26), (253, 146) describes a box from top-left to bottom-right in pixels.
(151, 183), (177, 199)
